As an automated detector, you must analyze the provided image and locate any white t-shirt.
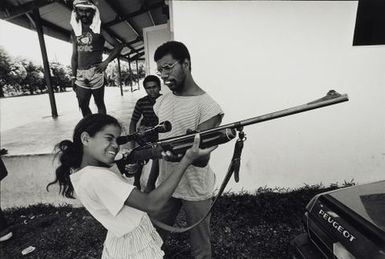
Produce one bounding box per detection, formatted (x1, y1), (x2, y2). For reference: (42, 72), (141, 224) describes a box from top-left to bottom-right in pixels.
(70, 166), (145, 237)
(154, 92), (224, 201)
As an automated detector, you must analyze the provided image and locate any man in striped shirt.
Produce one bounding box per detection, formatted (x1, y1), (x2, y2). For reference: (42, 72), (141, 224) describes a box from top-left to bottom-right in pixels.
(127, 75), (162, 188)
(150, 41), (224, 259)
(129, 75), (162, 140)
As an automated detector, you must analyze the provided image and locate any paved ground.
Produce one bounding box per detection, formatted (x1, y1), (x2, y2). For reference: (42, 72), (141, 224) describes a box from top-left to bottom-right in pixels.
(0, 86), (144, 208)
(1, 86), (144, 155)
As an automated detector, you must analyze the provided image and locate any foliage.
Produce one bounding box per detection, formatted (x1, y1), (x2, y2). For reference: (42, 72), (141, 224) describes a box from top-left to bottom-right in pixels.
(0, 47), (145, 97)
(0, 184), (349, 259)
(23, 62), (45, 95)
(0, 47), (12, 97)
(50, 62), (72, 92)
(0, 49), (50, 97)
(105, 60), (145, 87)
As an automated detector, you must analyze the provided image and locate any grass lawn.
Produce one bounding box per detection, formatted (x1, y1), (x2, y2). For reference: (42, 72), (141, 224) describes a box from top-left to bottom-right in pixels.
(0, 184), (349, 259)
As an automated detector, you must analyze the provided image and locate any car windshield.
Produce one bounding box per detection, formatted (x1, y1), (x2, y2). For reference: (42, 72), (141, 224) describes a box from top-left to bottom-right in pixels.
(329, 180), (385, 232)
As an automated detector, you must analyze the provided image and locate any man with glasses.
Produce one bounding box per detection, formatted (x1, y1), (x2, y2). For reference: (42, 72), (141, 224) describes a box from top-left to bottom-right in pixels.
(149, 41), (224, 258)
(70, 0), (122, 117)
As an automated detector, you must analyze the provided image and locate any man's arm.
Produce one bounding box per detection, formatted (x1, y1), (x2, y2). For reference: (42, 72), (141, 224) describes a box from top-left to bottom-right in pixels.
(192, 114), (223, 167)
(95, 43), (124, 73)
(71, 35), (78, 89)
(197, 114), (223, 131)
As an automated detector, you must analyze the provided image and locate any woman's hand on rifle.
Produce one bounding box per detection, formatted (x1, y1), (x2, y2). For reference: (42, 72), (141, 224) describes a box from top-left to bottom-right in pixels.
(184, 134), (218, 163)
(161, 134), (217, 164)
(160, 129), (195, 162)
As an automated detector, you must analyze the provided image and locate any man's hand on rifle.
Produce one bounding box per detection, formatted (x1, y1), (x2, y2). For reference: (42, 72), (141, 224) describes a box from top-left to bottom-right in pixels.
(120, 148), (141, 176)
(115, 148), (140, 177)
(124, 163), (140, 177)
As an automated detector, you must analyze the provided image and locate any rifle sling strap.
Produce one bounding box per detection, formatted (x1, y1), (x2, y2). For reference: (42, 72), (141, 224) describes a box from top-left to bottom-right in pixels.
(151, 130), (245, 233)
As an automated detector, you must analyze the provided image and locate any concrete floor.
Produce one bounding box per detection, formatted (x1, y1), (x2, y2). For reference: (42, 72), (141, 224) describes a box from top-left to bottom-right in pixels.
(1, 86), (143, 155)
(0, 86), (144, 208)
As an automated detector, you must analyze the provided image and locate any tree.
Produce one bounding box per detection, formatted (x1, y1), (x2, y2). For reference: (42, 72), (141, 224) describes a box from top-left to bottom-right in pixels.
(23, 61), (45, 94)
(9, 61), (27, 94)
(0, 47), (73, 97)
(104, 60), (146, 88)
(105, 60), (119, 86)
(0, 47), (12, 97)
(50, 62), (71, 91)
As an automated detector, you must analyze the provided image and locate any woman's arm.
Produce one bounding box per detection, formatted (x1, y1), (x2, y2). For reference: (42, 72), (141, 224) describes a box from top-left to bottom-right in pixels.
(124, 134), (217, 213)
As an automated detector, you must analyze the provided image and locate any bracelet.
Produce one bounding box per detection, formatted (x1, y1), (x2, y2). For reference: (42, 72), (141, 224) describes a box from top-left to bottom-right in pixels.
(71, 76), (76, 79)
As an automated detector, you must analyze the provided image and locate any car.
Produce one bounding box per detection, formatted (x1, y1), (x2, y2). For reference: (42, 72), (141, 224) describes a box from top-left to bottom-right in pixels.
(291, 180), (385, 259)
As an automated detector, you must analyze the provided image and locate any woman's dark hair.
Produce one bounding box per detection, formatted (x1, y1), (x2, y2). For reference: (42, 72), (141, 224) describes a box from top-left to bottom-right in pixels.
(154, 41), (191, 68)
(46, 114), (121, 198)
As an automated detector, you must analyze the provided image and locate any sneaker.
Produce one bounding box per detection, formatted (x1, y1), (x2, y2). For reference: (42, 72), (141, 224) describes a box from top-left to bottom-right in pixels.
(0, 228), (13, 242)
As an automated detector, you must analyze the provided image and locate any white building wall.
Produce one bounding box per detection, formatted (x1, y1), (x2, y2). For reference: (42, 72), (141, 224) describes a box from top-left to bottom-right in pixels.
(143, 23), (172, 78)
(170, 1), (385, 191)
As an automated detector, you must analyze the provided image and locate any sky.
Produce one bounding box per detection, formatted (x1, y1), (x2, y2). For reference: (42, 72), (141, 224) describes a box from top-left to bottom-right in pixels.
(0, 19), (72, 66)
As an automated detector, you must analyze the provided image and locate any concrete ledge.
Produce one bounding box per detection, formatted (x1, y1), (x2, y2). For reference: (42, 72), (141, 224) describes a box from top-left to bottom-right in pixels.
(1, 154), (82, 209)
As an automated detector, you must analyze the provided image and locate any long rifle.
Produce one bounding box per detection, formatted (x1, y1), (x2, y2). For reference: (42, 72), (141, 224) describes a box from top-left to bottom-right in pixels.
(116, 90), (348, 233)
(117, 90), (348, 165)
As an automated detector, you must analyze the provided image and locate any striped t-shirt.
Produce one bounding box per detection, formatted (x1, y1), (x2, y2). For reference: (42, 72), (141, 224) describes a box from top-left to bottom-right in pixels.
(154, 92), (224, 200)
(131, 95), (161, 128)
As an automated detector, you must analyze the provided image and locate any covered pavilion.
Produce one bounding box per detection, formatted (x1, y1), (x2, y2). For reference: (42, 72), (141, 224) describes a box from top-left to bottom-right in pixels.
(1, 0), (170, 117)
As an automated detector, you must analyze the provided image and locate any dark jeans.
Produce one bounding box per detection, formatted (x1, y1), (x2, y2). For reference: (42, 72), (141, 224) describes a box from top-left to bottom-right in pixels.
(76, 85), (106, 117)
(150, 197), (212, 259)
(0, 207), (8, 231)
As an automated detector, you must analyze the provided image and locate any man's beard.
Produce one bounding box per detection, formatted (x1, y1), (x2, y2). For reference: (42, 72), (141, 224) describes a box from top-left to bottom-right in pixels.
(75, 12), (93, 25)
(80, 16), (92, 25)
(172, 77), (186, 93)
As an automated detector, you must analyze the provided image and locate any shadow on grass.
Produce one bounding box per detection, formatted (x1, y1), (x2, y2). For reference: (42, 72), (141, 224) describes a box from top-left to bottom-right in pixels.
(0, 182), (353, 258)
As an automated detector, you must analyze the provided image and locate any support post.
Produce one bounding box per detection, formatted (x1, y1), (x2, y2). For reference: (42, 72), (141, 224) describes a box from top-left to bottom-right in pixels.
(117, 58), (123, 96)
(32, 8), (58, 118)
(135, 59), (140, 90)
(128, 59), (133, 92)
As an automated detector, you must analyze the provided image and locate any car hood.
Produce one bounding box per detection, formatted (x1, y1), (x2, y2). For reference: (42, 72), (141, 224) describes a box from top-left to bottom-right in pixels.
(327, 180), (385, 232)
(307, 180), (385, 232)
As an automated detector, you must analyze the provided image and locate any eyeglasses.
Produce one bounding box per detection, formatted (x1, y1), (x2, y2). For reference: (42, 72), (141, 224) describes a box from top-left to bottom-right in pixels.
(156, 60), (179, 76)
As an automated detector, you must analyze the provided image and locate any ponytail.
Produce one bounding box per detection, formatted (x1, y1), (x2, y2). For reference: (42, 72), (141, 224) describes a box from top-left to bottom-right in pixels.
(46, 140), (82, 198)
(46, 114), (121, 199)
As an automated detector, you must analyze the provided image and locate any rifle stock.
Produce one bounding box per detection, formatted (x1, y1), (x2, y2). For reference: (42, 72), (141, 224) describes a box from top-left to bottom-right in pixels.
(118, 90), (348, 164)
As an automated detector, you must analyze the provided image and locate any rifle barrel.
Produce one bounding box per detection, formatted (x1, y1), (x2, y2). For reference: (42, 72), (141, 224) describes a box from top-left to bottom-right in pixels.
(231, 93), (349, 129)
(158, 92), (348, 143)
(120, 91), (348, 165)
